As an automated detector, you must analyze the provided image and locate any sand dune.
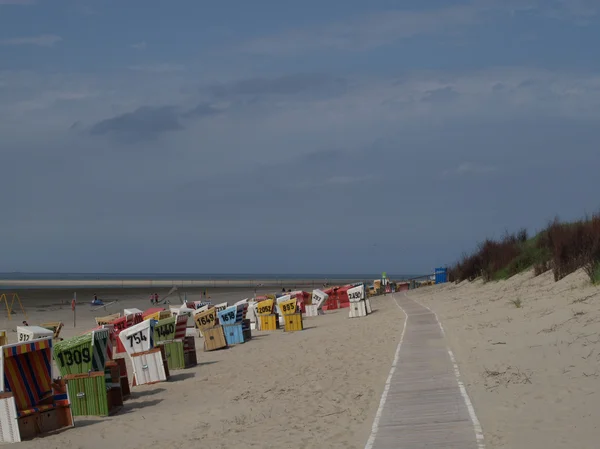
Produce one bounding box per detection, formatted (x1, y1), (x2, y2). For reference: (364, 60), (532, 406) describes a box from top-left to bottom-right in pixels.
(1, 290), (402, 449)
(409, 268), (600, 449)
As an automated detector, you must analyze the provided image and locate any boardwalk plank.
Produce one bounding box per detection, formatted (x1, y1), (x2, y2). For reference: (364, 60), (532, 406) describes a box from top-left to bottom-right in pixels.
(368, 294), (479, 449)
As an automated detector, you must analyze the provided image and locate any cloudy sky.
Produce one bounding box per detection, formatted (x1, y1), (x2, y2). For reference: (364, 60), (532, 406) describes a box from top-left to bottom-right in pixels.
(1, 0), (599, 274)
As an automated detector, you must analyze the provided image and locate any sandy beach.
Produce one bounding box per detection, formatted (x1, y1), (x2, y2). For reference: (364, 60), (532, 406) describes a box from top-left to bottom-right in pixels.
(409, 268), (600, 449)
(1, 288), (403, 449)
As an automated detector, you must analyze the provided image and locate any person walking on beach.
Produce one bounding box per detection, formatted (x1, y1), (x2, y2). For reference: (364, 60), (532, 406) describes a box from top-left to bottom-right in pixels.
(154, 292), (159, 304)
(149, 293), (155, 305)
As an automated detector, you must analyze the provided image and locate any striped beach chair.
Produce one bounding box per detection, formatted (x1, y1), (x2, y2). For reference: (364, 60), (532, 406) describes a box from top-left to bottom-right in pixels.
(174, 314), (188, 340)
(0, 338), (73, 442)
(111, 313), (142, 354)
(54, 329), (120, 417)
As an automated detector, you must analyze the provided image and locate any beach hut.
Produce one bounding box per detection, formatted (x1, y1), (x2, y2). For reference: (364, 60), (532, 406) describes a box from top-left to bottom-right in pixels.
(0, 338), (74, 442)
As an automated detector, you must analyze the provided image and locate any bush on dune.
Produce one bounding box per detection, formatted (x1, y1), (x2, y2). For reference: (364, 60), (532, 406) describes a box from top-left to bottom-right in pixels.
(448, 212), (600, 284)
(540, 214), (600, 283)
(448, 230), (528, 283)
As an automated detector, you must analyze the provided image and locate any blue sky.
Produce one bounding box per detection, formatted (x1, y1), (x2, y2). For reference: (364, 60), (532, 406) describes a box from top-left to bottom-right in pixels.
(1, 0), (599, 274)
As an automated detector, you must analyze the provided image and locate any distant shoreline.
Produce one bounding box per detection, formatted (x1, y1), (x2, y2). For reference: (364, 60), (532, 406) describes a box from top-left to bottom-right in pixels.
(0, 272), (432, 290)
(0, 277), (370, 290)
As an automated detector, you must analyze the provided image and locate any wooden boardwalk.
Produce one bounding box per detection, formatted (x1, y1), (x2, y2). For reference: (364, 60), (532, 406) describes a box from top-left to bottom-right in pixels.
(366, 293), (483, 449)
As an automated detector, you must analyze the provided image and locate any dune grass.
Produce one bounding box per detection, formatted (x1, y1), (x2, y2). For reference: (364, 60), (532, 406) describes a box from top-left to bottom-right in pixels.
(448, 213), (600, 285)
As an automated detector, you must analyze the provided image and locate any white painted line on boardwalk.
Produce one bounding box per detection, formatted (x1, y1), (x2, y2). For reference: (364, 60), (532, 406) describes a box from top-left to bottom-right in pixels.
(412, 294), (486, 449)
(363, 295), (407, 449)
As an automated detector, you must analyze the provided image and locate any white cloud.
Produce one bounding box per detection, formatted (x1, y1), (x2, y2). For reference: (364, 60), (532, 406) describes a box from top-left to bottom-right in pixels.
(130, 41), (147, 50)
(13, 90), (96, 113)
(444, 162), (498, 177)
(241, 1), (599, 55)
(0, 34), (62, 47)
(242, 5), (480, 55)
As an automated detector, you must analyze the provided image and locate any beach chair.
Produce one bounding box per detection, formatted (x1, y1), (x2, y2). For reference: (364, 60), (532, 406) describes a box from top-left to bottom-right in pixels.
(112, 313), (143, 354)
(40, 322), (64, 341)
(142, 307), (169, 321)
(54, 329), (121, 417)
(154, 315), (195, 371)
(0, 330), (7, 346)
(130, 347), (168, 387)
(218, 306), (250, 345)
(0, 338), (74, 442)
(95, 313), (121, 326)
(16, 326), (53, 343)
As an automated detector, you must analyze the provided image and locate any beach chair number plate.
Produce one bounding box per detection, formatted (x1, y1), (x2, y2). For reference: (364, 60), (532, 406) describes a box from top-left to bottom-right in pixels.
(127, 331), (147, 348)
(280, 299), (297, 314)
(19, 334), (30, 342)
(348, 291), (362, 300)
(198, 314), (214, 326)
(347, 285), (364, 302)
(56, 348), (91, 367)
(155, 323), (175, 338)
(196, 310), (216, 327)
(220, 311), (235, 323)
(256, 299), (274, 315)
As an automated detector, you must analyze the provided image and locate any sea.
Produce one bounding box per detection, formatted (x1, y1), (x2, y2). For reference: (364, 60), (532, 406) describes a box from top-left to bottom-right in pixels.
(0, 273), (423, 281)
(0, 272), (430, 289)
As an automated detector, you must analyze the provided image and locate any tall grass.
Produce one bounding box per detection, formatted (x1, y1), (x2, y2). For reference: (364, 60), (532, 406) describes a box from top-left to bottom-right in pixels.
(448, 229), (528, 282)
(448, 212), (600, 284)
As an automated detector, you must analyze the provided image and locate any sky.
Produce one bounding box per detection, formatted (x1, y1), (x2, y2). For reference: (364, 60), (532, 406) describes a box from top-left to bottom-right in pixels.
(1, 0), (599, 274)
